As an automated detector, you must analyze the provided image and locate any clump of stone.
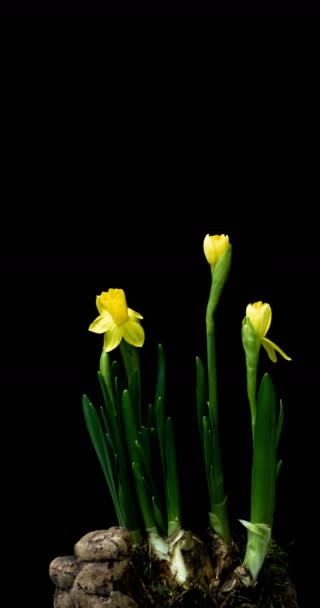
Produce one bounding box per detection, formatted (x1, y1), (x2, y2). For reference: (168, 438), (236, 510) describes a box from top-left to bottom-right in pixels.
(49, 527), (139, 608)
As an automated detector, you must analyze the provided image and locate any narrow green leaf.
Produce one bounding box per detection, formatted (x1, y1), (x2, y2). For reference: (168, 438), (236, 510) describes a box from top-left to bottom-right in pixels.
(118, 471), (142, 537)
(276, 460), (283, 477)
(152, 496), (167, 537)
(147, 403), (153, 430)
(139, 426), (151, 468)
(203, 416), (213, 498)
(155, 343), (165, 404)
(122, 389), (138, 461)
(132, 461), (157, 531)
(129, 368), (141, 428)
(251, 373), (277, 525)
(155, 395), (165, 477)
(165, 417), (181, 535)
(120, 341), (141, 427)
(276, 399), (284, 448)
(98, 372), (127, 477)
(111, 360), (123, 388)
(82, 395), (124, 526)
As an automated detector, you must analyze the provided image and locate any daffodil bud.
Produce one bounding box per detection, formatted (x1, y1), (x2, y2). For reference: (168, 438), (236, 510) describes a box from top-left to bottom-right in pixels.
(243, 302), (291, 363)
(203, 234), (230, 267)
(245, 302), (272, 340)
(204, 234), (232, 317)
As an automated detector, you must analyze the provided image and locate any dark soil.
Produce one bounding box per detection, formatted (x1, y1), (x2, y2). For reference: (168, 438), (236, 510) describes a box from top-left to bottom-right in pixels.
(130, 539), (300, 608)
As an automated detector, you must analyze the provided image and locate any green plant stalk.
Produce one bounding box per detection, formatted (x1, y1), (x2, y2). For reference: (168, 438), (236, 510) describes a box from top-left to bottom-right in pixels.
(120, 340), (142, 427)
(204, 260), (230, 542)
(99, 351), (117, 414)
(206, 313), (218, 429)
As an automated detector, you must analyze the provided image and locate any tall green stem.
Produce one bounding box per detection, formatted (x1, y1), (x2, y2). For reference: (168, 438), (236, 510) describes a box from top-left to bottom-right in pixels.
(206, 312), (218, 428)
(241, 318), (260, 439)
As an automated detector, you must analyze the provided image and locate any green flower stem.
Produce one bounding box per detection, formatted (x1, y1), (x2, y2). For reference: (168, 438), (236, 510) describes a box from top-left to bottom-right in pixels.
(120, 340), (142, 427)
(206, 313), (218, 428)
(99, 351), (117, 414)
(241, 318), (260, 438)
(203, 249), (232, 543)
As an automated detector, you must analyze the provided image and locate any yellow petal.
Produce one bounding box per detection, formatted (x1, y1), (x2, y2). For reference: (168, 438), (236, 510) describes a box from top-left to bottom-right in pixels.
(103, 324), (123, 352)
(128, 307), (143, 320)
(246, 302), (272, 338)
(203, 234), (229, 266)
(122, 319), (145, 347)
(261, 337), (292, 362)
(260, 338), (277, 362)
(96, 294), (108, 315)
(89, 313), (114, 334)
(97, 289), (128, 324)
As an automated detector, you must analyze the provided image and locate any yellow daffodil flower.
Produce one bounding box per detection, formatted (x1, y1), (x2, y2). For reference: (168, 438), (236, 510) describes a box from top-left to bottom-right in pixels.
(245, 302), (291, 363)
(89, 288), (145, 352)
(203, 234), (230, 267)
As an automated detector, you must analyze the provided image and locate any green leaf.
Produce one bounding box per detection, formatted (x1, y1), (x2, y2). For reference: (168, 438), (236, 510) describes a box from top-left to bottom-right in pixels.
(276, 399), (284, 447)
(152, 496), (167, 536)
(122, 389), (138, 460)
(132, 461), (157, 531)
(129, 368), (141, 428)
(82, 395), (124, 526)
(120, 341), (141, 427)
(251, 373), (277, 525)
(155, 395), (165, 477)
(139, 426), (151, 469)
(209, 498), (228, 539)
(117, 472), (142, 539)
(165, 417), (181, 536)
(155, 344), (165, 404)
(98, 372), (127, 477)
(147, 403), (153, 430)
(203, 416), (213, 499)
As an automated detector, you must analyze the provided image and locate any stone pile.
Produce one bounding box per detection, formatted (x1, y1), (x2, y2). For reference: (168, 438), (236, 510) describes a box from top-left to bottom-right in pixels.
(49, 527), (138, 608)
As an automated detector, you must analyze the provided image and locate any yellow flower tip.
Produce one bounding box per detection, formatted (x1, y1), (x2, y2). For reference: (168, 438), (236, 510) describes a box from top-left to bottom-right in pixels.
(203, 233), (230, 266)
(98, 288), (128, 325)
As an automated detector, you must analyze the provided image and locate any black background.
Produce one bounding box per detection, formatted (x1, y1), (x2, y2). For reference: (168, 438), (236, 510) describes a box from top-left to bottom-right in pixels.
(3, 54), (317, 608)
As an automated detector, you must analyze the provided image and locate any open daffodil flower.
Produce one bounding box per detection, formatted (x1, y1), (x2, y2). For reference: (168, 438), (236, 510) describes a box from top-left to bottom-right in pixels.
(89, 288), (145, 352)
(245, 301), (291, 363)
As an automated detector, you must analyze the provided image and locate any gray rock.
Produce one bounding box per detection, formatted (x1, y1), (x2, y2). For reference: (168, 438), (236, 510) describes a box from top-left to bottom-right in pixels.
(72, 588), (137, 608)
(75, 528), (131, 562)
(53, 589), (73, 608)
(50, 556), (80, 590)
(74, 562), (114, 596)
(102, 591), (138, 608)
